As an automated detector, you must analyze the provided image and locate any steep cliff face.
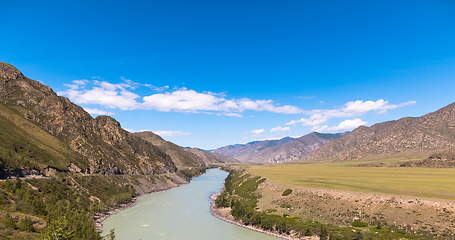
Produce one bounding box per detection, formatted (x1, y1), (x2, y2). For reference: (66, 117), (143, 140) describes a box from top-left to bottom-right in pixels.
(305, 102), (455, 163)
(0, 62), (176, 176)
(213, 132), (343, 163)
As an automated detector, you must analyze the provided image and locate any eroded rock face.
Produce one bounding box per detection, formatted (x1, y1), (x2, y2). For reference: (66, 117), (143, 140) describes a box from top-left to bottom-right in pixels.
(0, 62), (177, 175)
(0, 63), (24, 81)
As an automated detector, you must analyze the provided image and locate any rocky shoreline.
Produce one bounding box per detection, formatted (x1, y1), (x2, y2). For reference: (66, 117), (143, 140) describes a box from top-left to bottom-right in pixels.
(94, 197), (138, 232)
(209, 193), (318, 240)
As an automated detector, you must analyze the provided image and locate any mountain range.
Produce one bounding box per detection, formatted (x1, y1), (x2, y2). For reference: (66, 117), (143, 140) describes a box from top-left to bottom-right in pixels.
(213, 102), (455, 166)
(213, 132), (344, 163)
(305, 102), (455, 165)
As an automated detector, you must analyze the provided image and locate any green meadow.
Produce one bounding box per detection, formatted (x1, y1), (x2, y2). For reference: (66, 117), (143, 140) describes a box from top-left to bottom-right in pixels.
(248, 163), (455, 200)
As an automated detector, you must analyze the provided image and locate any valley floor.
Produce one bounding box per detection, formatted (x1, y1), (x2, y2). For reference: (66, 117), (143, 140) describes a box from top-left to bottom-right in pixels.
(246, 163), (455, 239)
(248, 163), (455, 200)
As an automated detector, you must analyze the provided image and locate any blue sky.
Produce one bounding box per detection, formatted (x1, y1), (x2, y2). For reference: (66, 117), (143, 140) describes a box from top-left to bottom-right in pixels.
(2, 0), (455, 149)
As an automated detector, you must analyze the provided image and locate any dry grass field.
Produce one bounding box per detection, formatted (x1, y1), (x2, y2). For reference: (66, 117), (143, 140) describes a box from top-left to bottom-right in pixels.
(248, 163), (455, 200)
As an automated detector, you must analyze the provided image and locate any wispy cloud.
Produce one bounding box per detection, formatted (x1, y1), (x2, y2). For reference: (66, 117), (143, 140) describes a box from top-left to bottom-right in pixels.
(83, 107), (114, 115)
(315, 118), (367, 132)
(286, 99), (415, 131)
(59, 78), (303, 116)
(133, 129), (191, 137)
(152, 130), (192, 137)
(251, 129), (265, 135)
(270, 126), (290, 132)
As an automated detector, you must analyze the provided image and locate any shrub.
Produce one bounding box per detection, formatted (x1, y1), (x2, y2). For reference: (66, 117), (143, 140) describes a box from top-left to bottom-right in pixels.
(2, 213), (16, 229)
(279, 203), (292, 209)
(41, 216), (75, 240)
(17, 217), (34, 232)
(352, 220), (369, 227)
(282, 189), (293, 196)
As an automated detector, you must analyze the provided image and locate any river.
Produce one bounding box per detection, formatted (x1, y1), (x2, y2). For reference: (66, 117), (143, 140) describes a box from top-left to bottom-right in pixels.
(102, 168), (280, 240)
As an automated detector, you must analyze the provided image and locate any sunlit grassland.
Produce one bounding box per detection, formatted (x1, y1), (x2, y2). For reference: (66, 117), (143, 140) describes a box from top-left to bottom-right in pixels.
(248, 163), (455, 200)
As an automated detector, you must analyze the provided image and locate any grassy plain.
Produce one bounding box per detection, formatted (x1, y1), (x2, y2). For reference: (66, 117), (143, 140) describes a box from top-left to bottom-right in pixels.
(248, 163), (455, 200)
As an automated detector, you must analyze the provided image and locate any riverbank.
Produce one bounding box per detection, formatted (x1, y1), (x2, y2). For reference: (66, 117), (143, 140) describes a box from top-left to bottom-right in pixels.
(95, 197), (138, 231)
(209, 193), (318, 240)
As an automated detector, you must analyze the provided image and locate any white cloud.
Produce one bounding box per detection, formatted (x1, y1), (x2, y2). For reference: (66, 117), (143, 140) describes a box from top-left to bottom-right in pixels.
(83, 107), (114, 116)
(59, 79), (140, 110)
(142, 90), (302, 114)
(142, 89), (222, 112)
(143, 83), (170, 91)
(251, 129), (265, 135)
(270, 126), (291, 132)
(316, 118), (367, 132)
(219, 112), (243, 117)
(286, 99), (415, 131)
(152, 130), (192, 137)
(343, 99), (416, 114)
(60, 79), (303, 116)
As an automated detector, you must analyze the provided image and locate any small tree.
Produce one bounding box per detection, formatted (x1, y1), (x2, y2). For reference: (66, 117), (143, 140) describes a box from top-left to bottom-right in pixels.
(41, 216), (75, 240)
(282, 189), (293, 196)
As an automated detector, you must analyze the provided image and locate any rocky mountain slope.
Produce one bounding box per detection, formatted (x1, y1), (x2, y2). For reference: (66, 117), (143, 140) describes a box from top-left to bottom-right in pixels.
(305, 102), (455, 163)
(132, 131), (237, 168)
(0, 62), (179, 177)
(213, 132), (343, 163)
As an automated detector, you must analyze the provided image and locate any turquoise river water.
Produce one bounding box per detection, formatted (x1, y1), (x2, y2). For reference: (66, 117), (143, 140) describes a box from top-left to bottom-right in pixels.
(102, 168), (279, 240)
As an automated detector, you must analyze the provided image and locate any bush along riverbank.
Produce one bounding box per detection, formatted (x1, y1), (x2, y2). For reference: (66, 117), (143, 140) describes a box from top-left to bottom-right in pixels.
(214, 170), (430, 240)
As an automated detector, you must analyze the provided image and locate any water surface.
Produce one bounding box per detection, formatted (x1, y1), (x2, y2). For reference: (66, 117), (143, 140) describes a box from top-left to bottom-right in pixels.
(102, 168), (279, 240)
